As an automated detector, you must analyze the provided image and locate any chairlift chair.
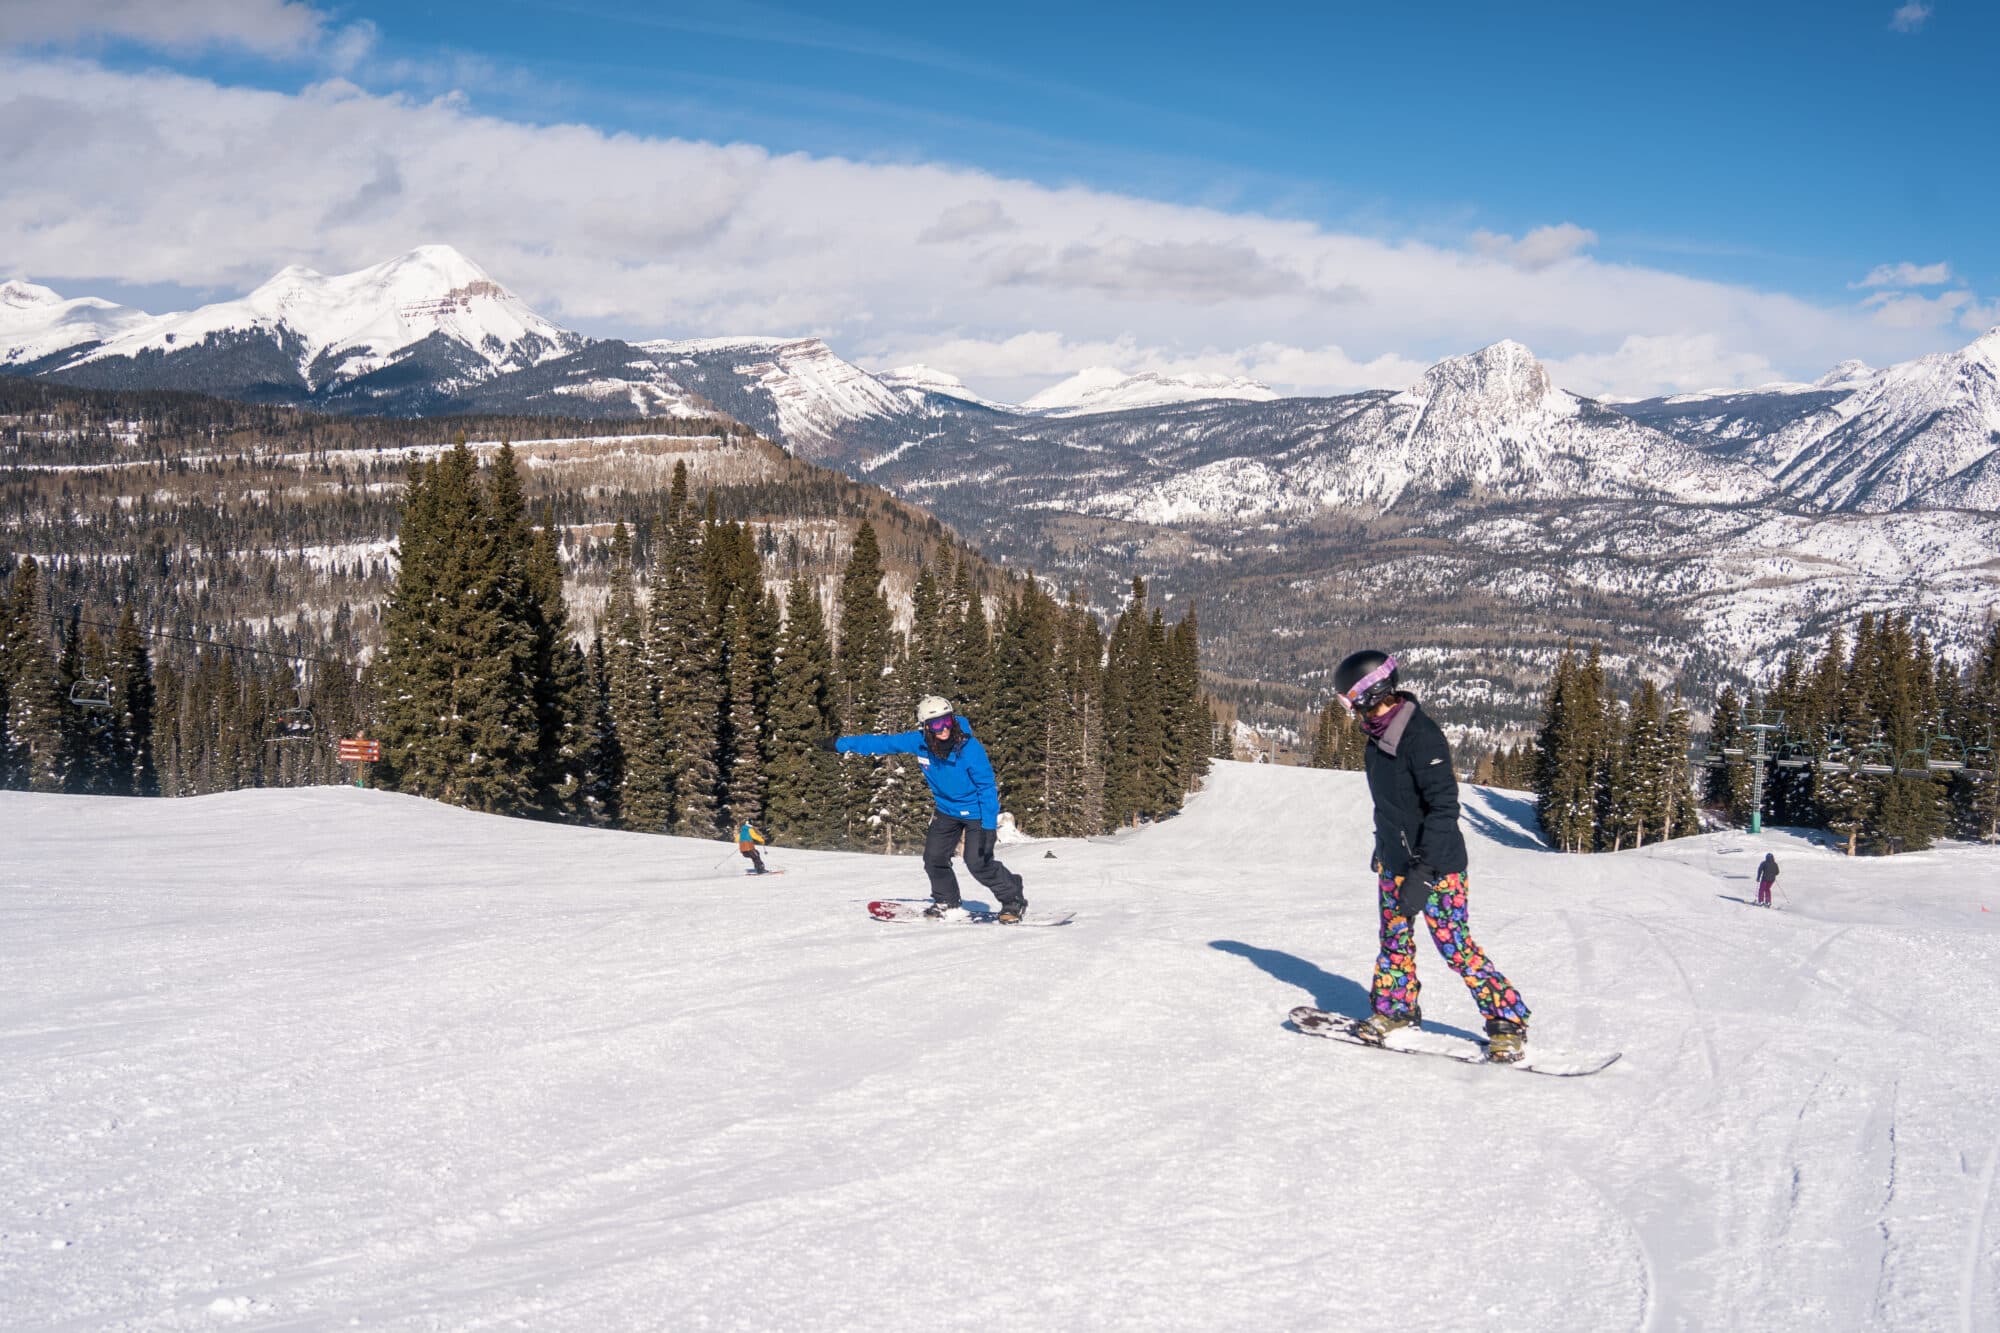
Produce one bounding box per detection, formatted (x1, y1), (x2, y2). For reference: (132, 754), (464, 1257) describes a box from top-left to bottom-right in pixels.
(1854, 740), (1896, 776)
(1923, 732), (1965, 773)
(270, 706), (317, 743)
(68, 676), (114, 710)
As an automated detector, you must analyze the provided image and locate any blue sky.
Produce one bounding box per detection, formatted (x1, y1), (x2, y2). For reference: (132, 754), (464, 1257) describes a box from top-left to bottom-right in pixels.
(302, 0), (1996, 301)
(1, 0), (1993, 399)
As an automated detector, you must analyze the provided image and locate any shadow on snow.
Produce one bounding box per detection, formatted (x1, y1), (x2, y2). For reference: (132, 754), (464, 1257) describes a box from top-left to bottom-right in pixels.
(1460, 787), (1550, 853)
(1209, 940), (1492, 1044)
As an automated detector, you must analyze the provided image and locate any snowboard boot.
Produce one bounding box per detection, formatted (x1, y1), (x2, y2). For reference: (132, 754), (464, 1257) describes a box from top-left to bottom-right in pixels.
(995, 904), (1026, 924)
(922, 902), (965, 921)
(1484, 1018), (1528, 1064)
(1353, 1008), (1421, 1045)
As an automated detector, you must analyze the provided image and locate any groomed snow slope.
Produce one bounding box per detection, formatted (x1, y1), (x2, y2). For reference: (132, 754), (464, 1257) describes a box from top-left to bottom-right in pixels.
(4, 762), (1998, 1331)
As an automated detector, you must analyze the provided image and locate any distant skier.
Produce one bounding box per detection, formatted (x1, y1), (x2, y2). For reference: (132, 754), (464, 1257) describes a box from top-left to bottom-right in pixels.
(819, 695), (1028, 923)
(1333, 648), (1532, 1062)
(737, 819), (770, 875)
(1755, 852), (1779, 907)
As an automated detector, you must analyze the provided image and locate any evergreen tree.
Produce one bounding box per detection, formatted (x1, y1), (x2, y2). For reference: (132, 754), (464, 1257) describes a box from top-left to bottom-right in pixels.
(524, 507), (592, 819)
(1533, 647), (1611, 853)
(1705, 685), (1756, 825)
(1610, 682), (1664, 849)
(990, 578), (1060, 835)
(583, 636), (621, 828)
(720, 597), (765, 833)
(1308, 698), (1367, 771)
(604, 522), (668, 831)
(908, 564), (950, 698)
(107, 613), (155, 799)
(1, 558), (67, 792)
(1659, 689), (1699, 841)
(876, 635), (931, 852)
(765, 577), (841, 845)
(1052, 589), (1106, 836)
(651, 481), (722, 837)
(373, 442), (542, 814)
(1957, 624), (2000, 841)
(949, 558), (994, 722)
(834, 522), (894, 848)
(1819, 622), (1878, 856)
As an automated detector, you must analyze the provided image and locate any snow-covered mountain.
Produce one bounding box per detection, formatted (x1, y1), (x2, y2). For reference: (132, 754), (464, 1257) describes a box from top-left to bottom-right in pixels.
(1020, 366), (1279, 416)
(875, 363), (1011, 411)
(8, 765), (1999, 1329)
(878, 341), (1774, 525)
(0, 280), (159, 373)
(19, 247), (585, 412)
(626, 336), (919, 458)
(1616, 328), (2000, 512)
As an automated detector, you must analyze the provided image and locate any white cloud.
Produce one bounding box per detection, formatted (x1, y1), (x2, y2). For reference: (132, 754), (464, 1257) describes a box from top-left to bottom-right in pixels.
(865, 331), (1430, 402)
(1863, 288), (1972, 330)
(1470, 223), (1597, 272)
(0, 55), (1970, 400)
(982, 237), (1354, 304)
(1854, 260), (1953, 288)
(0, 0), (329, 58)
(1889, 3), (1933, 32)
(1960, 300), (2000, 334)
(916, 199), (1016, 244)
(1543, 334), (1783, 400)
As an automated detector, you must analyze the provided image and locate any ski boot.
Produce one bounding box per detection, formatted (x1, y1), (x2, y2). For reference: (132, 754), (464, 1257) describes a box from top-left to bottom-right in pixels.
(1353, 1008), (1421, 1045)
(995, 903), (1027, 924)
(1484, 1018), (1528, 1064)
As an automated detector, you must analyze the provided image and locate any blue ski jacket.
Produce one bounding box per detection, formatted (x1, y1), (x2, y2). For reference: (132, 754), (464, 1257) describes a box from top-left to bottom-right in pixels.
(834, 716), (1001, 828)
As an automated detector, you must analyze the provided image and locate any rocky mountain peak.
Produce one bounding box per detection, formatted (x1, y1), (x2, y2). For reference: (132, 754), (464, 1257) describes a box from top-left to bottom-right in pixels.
(1399, 339), (1568, 422)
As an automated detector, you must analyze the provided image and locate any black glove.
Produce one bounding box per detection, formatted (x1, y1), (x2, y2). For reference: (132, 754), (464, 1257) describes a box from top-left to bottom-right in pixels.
(815, 736), (839, 753)
(1396, 862), (1437, 917)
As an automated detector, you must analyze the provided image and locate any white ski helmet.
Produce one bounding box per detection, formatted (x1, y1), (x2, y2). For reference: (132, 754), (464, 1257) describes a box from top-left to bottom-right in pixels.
(916, 695), (954, 725)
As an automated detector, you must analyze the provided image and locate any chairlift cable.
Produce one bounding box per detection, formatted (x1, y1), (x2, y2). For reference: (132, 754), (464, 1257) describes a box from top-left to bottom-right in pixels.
(50, 610), (352, 670)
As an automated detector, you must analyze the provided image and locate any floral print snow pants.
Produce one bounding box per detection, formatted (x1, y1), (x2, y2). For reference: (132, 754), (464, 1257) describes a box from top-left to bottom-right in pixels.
(1371, 873), (1530, 1026)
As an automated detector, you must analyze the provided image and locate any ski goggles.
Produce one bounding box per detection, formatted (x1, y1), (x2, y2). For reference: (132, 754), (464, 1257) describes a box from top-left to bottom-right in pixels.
(924, 715), (954, 735)
(1340, 655), (1398, 710)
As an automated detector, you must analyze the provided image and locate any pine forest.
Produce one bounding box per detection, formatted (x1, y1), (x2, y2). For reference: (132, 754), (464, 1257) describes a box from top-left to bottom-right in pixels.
(2, 380), (1215, 844)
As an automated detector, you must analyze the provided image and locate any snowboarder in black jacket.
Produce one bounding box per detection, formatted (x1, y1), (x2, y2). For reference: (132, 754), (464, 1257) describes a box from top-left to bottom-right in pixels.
(1334, 648), (1531, 1062)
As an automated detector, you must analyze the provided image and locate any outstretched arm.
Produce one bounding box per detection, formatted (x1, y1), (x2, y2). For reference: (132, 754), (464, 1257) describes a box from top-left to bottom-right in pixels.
(835, 730), (927, 757)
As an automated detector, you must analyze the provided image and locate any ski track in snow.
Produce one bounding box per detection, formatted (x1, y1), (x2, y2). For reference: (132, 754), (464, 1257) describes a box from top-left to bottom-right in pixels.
(3, 762), (1999, 1331)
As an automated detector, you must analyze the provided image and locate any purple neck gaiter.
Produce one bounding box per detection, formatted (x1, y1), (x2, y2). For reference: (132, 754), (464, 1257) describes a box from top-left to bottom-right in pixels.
(1358, 699), (1407, 739)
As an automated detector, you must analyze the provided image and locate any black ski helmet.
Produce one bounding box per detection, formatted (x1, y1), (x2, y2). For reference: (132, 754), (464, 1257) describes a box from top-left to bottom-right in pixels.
(1333, 649), (1399, 711)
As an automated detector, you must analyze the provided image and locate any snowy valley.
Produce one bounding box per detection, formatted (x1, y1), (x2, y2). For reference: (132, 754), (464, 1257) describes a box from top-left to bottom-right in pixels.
(3, 760), (1997, 1329)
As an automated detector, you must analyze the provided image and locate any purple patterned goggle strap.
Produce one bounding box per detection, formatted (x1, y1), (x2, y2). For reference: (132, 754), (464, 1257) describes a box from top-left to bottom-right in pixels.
(1341, 655), (1398, 707)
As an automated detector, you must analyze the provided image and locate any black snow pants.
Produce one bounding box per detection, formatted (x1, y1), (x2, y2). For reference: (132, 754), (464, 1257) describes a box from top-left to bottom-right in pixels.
(923, 812), (1025, 911)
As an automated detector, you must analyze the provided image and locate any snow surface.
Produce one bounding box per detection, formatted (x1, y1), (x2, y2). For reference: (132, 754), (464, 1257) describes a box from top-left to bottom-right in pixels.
(875, 364), (1011, 412)
(1022, 367), (1280, 416)
(5, 761), (1998, 1330)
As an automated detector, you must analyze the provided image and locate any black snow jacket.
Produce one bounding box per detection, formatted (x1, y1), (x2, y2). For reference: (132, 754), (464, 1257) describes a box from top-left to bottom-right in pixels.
(1757, 854), (1779, 884)
(1362, 694), (1469, 880)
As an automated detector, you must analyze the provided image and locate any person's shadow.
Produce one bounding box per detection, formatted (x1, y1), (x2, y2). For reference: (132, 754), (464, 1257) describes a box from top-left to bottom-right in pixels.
(1210, 939), (1484, 1042)
(1459, 788), (1550, 852)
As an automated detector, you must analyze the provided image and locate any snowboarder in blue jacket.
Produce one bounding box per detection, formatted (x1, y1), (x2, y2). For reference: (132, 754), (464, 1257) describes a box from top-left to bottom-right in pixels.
(819, 695), (1028, 922)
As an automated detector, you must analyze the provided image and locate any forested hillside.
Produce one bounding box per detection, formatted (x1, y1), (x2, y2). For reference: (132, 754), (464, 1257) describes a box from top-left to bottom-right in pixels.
(1, 378), (1219, 840)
